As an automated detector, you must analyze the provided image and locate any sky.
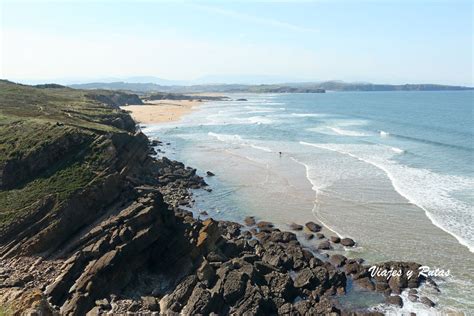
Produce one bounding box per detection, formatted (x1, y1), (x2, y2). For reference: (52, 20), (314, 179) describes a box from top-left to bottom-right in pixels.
(1, 0), (473, 85)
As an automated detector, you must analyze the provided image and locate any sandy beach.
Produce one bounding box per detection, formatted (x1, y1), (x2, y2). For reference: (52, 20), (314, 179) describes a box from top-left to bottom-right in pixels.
(121, 100), (202, 124)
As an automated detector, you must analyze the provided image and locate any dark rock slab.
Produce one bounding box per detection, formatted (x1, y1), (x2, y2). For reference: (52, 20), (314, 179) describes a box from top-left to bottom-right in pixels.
(305, 221), (322, 232)
(340, 238), (356, 247)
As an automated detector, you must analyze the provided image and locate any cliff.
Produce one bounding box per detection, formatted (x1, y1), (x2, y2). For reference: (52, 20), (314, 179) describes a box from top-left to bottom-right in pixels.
(0, 81), (439, 315)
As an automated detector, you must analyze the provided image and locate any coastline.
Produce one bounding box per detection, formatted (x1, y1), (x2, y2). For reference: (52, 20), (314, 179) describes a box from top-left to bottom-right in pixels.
(0, 82), (462, 315)
(121, 99), (203, 124)
(141, 93), (473, 314)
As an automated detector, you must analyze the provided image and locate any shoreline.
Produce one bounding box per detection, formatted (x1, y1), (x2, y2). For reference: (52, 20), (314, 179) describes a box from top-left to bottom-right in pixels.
(0, 82), (459, 315)
(121, 99), (204, 124)
(140, 95), (470, 314)
(147, 137), (443, 315)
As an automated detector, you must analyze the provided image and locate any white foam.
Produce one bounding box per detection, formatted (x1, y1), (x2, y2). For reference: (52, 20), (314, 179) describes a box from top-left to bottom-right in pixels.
(289, 156), (343, 237)
(329, 127), (368, 137)
(390, 146), (405, 154)
(208, 132), (273, 153)
(246, 110), (277, 114)
(380, 130), (390, 137)
(244, 105), (280, 111)
(208, 132), (242, 142)
(289, 156), (321, 192)
(250, 144), (273, 152)
(307, 118), (370, 137)
(248, 116), (274, 125)
(373, 295), (438, 316)
(291, 113), (327, 117)
(299, 141), (474, 253)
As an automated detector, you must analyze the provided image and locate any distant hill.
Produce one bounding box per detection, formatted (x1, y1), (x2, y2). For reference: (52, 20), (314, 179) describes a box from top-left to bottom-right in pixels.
(69, 81), (473, 94)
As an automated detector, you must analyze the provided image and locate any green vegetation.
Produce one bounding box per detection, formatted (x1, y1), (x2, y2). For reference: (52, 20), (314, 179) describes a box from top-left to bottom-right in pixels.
(0, 80), (136, 230)
(0, 305), (12, 316)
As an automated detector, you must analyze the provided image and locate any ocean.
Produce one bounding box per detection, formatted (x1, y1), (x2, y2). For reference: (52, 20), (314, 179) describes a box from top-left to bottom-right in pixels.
(144, 91), (474, 314)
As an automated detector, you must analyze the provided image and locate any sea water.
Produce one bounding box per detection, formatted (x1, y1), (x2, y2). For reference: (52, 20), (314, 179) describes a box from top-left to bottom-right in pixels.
(145, 91), (474, 314)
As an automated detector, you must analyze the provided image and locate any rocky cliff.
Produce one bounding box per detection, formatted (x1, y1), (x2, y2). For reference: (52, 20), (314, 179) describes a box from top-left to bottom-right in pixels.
(0, 81), (439, 315)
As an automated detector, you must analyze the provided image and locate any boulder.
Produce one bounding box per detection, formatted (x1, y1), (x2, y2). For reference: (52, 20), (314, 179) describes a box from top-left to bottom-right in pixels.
(305, 221), (322, 232)
(330, 236), (341, 243)
(317, 240), (331, 250)
(264, 271), (295, 301)
(206, 171), (215, 176)
(329, 254), (346, 268)
(207, 251), (227, 263)
(354, 277), (375, 291)
(385, 295), (403, 308)
(344, 261), (362, 275)
(293, 268), (318, 289)
(257, 221), (273, 229)
(304, 233), (314, 240)
(314, 297), (341, 314)
(222, 270), (249, 305)
(375, 282), (389, 293)
(161, 275), (198, 311)
(278, 303), (294, 314)
(388, 273), (407, 294)
(95, 299), (110, 310)
(182, 285), (218, 315)
(316, 233), (325, 239)
(420, 296), (435, 307)
(340, 238), (355, 247)
(142, 296), (160, 312)
(269, 231), (297, 243)
(229, 282), (267, 315)
(254, 261), (280, 275)
(244, 216), (256, 226)
(289, 223), (303, 231)
(196, 218), (221, 252)
(197, 260), (216, 287)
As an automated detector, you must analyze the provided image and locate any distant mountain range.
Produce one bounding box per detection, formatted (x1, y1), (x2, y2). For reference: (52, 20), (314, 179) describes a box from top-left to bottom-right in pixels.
(69, 80), (473, 94)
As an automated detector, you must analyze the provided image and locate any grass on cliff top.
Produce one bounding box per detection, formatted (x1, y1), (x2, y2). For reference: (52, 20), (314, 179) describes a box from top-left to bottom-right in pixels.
(0, 80), (135, 229)
(0, 80), (133, 164)
(0, 80), (124, 132)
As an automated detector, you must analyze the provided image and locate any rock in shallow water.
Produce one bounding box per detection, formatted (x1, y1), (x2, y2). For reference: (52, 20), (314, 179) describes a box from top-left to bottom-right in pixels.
(329, 254), (347, 267)
(340, 237), (356, 247)
(317, 240), (332, 250)
(316, 232), (325, 239)
(305, 221), (322, 232)
(289, 223), (303, 231)
(244, 216), (256, 226)
(420, 296), (435, 307)
(304, 233), (314, 240)
(385, 295), (403, 307)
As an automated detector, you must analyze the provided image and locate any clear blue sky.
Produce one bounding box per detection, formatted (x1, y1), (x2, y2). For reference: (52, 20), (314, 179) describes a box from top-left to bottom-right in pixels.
(1, 0), (472, 85)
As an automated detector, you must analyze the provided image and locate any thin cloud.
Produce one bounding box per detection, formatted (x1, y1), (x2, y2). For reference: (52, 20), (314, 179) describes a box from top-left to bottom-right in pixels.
(191, 4), (320, 34)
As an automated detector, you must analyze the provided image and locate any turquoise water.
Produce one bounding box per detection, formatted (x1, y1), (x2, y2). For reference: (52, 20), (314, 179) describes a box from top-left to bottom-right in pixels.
(145, 91), (473, 314)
